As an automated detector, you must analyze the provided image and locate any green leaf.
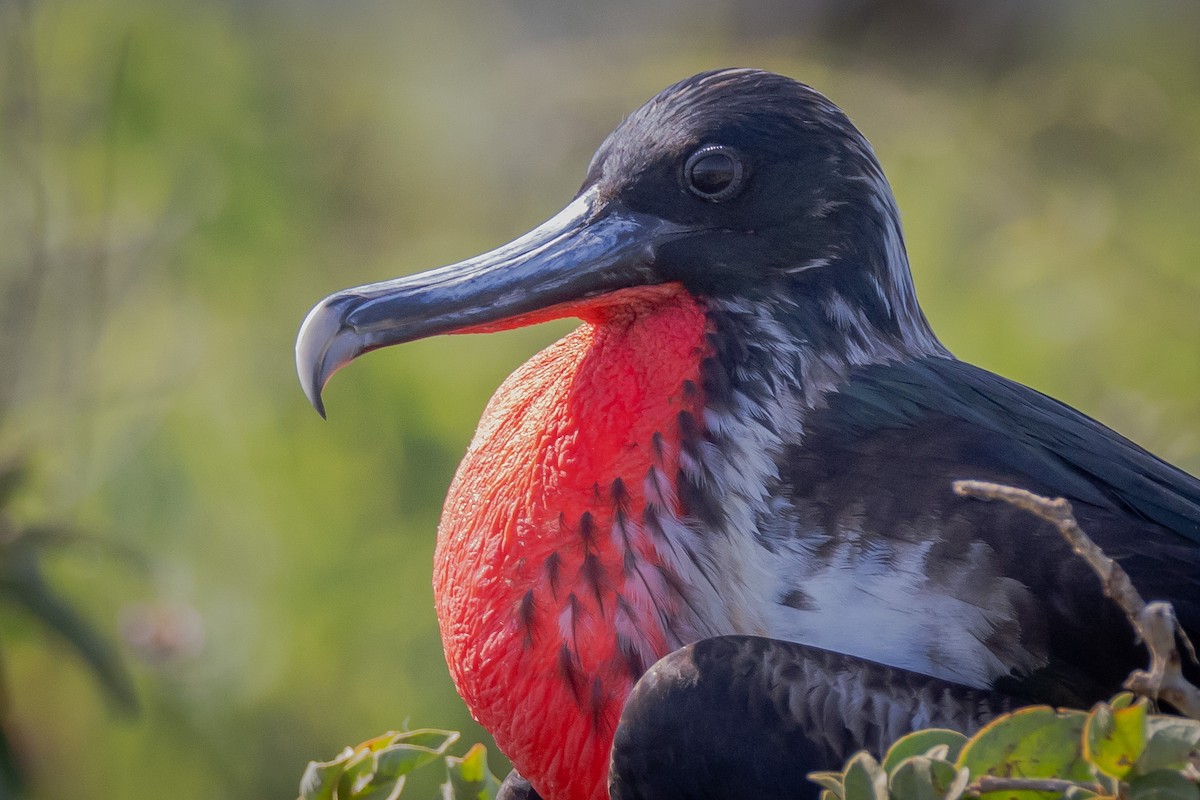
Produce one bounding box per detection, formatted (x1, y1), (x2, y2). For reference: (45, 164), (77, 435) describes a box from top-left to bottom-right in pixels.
(889, 756), (939, 800)
(883, 729), (970, 774)
(373, 729), (460, 780)
(843, 752), (888, 800)
(889, 756), (964, 800)
(1136, 717), (1200, 775)
(808, 770), (845, 798)
(392, 730), (460, 754)
(942, 765), (971, 800)
(298, 730), (463, 800)
(1111, 694), (1138, 711)
(351, 776), (407, 800)
(956, 706), (1093, 800)
(298, 747), (353, 800)
(1128, 770), (1200, 800)
(339, 746), (381, 798)
(356, 732), (408, 755)
(442, 743), (501, 800)
(1085, 698), (1148, 779)
(334, 733), (410, 800)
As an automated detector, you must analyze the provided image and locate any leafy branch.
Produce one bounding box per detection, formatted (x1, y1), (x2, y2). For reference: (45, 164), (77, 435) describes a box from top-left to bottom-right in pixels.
(298, 729), (501, 800)
(813, 696), (1200, 800)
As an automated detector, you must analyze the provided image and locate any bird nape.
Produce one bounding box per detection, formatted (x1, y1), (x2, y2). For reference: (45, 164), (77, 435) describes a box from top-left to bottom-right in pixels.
(296, 69), (1200, 800)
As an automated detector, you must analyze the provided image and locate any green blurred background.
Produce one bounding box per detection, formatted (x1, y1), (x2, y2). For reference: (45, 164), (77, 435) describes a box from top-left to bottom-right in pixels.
(1, 0), (1198, 797)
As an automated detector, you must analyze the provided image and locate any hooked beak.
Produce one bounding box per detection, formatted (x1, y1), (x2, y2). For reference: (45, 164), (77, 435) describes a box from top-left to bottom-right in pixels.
(296, 188), (683, 417)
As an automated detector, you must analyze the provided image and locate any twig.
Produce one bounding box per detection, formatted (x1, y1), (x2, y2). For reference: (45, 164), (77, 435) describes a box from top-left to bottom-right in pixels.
(952, 480), (1200, 720)
(1125, 603), (1200, 721)
(951, 481), (1145, 618)
(970, 776), (1102, 795)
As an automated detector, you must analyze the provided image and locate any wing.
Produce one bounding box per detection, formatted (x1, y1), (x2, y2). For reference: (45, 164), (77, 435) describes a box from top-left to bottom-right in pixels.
(770, 355), (1200, 704)
(828, 356), (1200, 539)
(610, 636), (1013, 800)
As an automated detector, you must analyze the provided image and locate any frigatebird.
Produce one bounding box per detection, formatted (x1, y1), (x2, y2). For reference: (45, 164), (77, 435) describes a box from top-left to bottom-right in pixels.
(296, 69), (1200, 800)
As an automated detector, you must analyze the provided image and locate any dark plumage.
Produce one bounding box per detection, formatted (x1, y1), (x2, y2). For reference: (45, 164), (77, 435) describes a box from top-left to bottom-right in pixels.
(783, 356), (1200, 705)
(610, 637), (1015, 800)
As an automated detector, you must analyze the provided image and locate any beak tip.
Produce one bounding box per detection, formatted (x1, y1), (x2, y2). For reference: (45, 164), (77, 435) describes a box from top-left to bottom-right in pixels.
(296, 297), (350, 421)
(298, 361), (329, 419)
(308, 383), (328, 420)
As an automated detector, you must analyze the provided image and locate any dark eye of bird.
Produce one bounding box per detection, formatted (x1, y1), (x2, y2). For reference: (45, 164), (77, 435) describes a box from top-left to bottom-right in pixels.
(683, 145), (745, 202)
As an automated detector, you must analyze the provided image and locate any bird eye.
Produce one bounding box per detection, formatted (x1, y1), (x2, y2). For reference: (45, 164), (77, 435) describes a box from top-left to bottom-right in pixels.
(683, 145), (745, 202)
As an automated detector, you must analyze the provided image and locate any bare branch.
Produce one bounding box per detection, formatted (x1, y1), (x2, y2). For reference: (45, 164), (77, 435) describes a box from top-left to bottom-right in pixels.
(952, 479), (1200, 720)
(969, 776), (1102, 795)
(1124, 602), (1200, 722)
(951, 481), (1146, 618)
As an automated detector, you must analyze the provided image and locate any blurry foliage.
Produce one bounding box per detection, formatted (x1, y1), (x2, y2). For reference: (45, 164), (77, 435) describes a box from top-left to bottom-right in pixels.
(0, 457), (137, 800)
(0, 0), (1198, 798)
(0, 461), (139, 707)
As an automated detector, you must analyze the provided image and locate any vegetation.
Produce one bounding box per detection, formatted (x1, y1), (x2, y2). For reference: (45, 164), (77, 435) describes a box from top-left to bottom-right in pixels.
(1, 1), (1198, 799)
(298, 730), (502, 800)
(296, 697), (1200, 800)
(814, 697), (1200, 800)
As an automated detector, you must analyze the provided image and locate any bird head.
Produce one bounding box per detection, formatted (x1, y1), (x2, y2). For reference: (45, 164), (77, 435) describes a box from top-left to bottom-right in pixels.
(297, 68), (941, 417)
